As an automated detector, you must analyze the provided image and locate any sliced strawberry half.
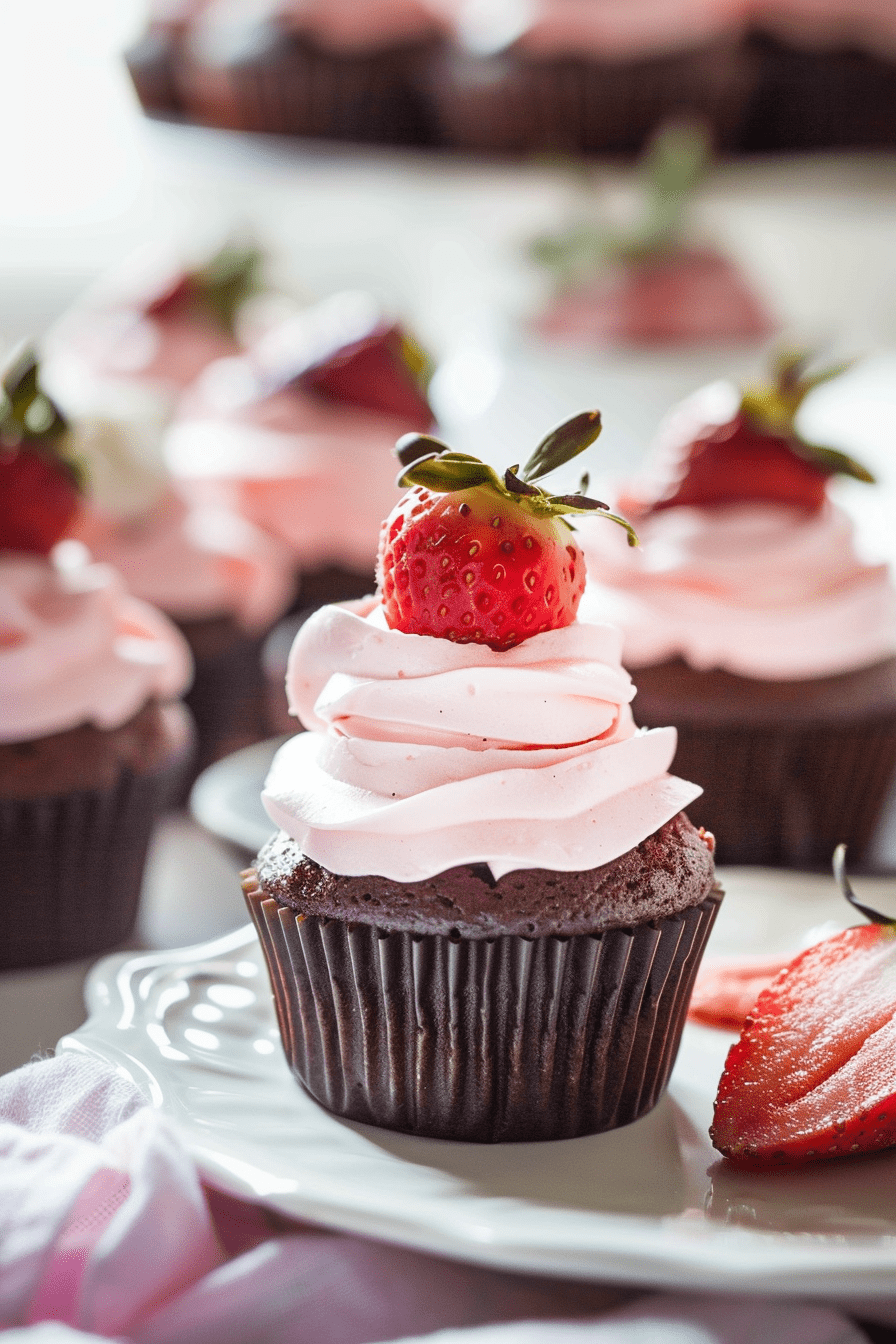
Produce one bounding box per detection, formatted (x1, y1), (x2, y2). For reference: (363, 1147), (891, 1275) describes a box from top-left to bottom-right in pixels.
(711, 847), (896, 1167)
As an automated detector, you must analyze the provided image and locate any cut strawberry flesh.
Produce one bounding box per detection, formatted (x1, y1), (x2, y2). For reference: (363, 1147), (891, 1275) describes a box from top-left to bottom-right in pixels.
(711, 925), (896, 1165)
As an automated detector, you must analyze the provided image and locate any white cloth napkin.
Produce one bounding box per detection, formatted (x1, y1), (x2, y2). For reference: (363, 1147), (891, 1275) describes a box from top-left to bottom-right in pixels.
(0, 1054), (871, 1344)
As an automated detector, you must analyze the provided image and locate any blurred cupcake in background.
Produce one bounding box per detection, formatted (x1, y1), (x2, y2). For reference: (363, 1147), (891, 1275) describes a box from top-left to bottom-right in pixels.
(424, 0), (756, 154)
(579, 353), (896, 868)
(166, 289), (437, 611)
(0, 349), (194, 970)
(44, 239), (265, 426)
(176, 0), (449, 143)
(743, 0), (896, 152)
(123, 0), (209, 119)
(63, 390), (295, 775)
(529, 122), (775, 348)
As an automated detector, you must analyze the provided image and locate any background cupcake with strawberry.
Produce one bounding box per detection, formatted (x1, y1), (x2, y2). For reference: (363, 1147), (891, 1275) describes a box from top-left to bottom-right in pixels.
(579, 354), (896, 868)
(0, 348), (194, 970)
(244, 410), (721, 1142)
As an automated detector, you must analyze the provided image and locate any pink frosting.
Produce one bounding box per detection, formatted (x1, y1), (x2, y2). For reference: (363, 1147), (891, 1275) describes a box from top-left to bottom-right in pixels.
(753, 0), (896, 58)
(0, 544), (193, 744)
(579, 499), (896, 680)
(71, 492), (295, 632)
(47, 309), (239, 408)
(281, 0), (447, 49)
(166, 316), (409, 568)
(261, 602), (701, 881)
(505, 0), (745, 58)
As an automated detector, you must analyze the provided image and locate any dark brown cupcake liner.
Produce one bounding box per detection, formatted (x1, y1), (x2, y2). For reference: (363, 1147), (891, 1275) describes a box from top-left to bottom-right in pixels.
(244, 873), (721, 1142)
(665, 717), (896, 869)
(0, 723), (193, 972)
(179, 23), (437, 143)
(424, 39), (756, 155)
(178, 618), (270, 787)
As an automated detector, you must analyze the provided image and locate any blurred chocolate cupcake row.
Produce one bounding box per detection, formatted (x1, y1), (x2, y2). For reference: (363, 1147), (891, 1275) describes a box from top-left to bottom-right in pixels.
(125, 0), (896, 152)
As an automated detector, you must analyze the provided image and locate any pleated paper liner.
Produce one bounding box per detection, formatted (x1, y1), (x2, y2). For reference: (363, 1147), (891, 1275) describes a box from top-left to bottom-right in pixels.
(178, 26), (437, 144)
(0, 709), (194, 972)
(424, 40), (755, 156)
(654, 718), (896, 869)
(243, 872), (721, 1143)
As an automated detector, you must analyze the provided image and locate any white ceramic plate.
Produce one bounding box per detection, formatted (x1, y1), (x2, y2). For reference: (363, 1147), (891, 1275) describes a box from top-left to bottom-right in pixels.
(59, 867), (896, 1298)
(189, 737), (285, 857)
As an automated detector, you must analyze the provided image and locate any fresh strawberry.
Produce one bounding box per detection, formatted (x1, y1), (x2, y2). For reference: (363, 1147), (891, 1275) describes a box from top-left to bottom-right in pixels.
(294, 321), (434, 429)
(625, 354), (873, 517)
(144, 242), (262, 333)
(377, 412), (636, 650)
(711, 846), (896, 1167)
(0, 347), (82, 554)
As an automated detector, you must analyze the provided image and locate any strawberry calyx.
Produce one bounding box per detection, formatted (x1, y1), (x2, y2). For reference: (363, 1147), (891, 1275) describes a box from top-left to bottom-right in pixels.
(738, 351), (873, 486)
(378, 412), (637, 651)
(395, 411), (638, 542)
(144, 241), (263, 334)
(530, 121), (711, 289)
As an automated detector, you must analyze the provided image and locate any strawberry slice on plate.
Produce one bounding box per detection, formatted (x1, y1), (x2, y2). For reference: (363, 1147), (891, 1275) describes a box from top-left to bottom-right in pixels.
(378, 412), (637, 650)
(711, 846), (896, 1167)
(688, 956), (792, 1032)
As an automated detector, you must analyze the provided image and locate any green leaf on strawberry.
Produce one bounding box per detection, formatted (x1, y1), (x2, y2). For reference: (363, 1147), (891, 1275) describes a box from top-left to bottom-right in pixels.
(530, 121), (712, 289)
(0, 347), (85, 554)
(144, 241), (263, 334)
(711, 844), (896, 1168)
(378, 412), (636, 650)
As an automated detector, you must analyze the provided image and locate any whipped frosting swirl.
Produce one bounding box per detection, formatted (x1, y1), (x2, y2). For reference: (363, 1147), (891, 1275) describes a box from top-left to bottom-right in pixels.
(262, 603), (701, 881)
(1, 544), (193, 744)
(579, 499), (896, 680)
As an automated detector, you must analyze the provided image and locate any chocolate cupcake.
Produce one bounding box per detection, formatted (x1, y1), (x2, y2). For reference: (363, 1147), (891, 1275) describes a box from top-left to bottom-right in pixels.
(424, 2), (756, 155)
(0, 348), (194, 969)
(244, 414), (721, 1141)
(580, 356), (896, 867)
(177, 0), (445, 143)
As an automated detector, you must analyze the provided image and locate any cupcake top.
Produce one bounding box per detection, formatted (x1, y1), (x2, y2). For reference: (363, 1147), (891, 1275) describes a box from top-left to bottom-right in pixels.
(191, 0), (447, 57)
(263, 602), (700, 881)
(262, 413), (702, 881)
(166, 291), (435, 569)
(0, 543), (193, 744)
(72, 492), (295, 632)
(44, 241), (262, 416)
(280, 0), (449, 49)
(579, 359), (896, 680)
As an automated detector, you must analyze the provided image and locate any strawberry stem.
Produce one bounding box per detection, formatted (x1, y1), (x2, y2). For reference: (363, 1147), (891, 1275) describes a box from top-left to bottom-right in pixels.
(740, 353), (874, 485)
(833, 844), (894, 926)
(393, 413), (638, 547)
